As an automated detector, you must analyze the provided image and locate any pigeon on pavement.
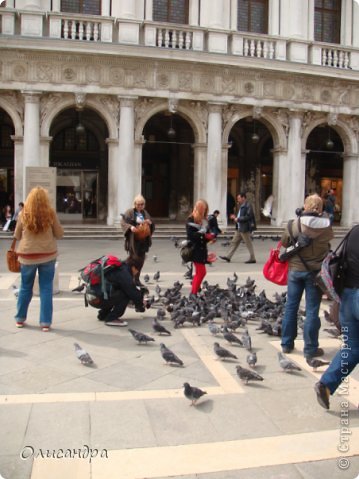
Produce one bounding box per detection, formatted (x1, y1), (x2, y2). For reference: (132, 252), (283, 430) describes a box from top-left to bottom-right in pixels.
(236, 365), (264, 384)
(160, 343), (183, 366)
(213, 342), (238, 360)
(246, 351), (257, 368)
(152, 318), (171, 335)
(183, 382), (207, 405)
(306, 357), (330, 371)
(278, 352), (301, 372)
(208, 321), (221, 336)
(222, 327), (243, 346)
(153, 270), (160, 281)
(74, 343), (94, 366)
(128, 328), (155, 344)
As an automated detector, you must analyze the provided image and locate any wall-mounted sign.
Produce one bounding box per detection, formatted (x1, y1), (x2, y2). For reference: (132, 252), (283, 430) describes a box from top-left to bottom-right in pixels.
(25, 167), (57, 209)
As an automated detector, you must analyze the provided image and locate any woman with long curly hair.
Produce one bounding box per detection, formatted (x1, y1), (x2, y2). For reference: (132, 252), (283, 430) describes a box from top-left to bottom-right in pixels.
(186, 199), (216, 295)
(13, 187), (64, 331)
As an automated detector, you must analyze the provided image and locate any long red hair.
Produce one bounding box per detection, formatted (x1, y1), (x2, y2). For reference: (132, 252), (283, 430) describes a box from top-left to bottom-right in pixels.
(21, 187), (55, 233)
(191, 199), (209, 224)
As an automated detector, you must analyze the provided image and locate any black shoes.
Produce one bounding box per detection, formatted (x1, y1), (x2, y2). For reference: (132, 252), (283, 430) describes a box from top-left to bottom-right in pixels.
(315, 381), (330, 409)
(219, 256), (231, 262)
(282, 346), (293, 354)
(245, 259), (256, 264)
(306, 347), (324, 359)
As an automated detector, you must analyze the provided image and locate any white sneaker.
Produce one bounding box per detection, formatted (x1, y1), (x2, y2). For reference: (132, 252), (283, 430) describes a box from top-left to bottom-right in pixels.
(105, 319), (128, 327)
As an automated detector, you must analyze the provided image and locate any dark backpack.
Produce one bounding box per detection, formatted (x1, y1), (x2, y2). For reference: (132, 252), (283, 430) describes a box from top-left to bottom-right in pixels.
(314, 227), (357, 302)
(79, 255), (122, 308)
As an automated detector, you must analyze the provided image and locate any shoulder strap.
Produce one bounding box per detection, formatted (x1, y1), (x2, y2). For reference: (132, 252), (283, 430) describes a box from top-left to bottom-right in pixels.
(100, 257), (108, 300)
(288, 219), (311, 271)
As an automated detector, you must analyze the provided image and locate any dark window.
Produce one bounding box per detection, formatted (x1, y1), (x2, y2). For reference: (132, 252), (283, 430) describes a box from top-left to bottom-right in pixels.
(237, 0), (268, 34)
(153, 0), (189, 24)
(53, 128), (99, 152)
(0, 125), (13, 149)
(61, 0), (101, 15)
(314, 0), (341, 43)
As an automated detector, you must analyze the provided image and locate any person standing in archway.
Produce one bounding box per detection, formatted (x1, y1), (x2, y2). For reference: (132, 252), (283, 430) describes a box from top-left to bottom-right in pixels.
(121, 194), (155, 287)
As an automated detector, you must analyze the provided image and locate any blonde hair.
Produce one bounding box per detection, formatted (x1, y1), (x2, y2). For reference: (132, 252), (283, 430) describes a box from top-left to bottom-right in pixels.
(21, 186), (55, 233)
(191, 199), (209, 224)
(304, 194), (323, 214)
(133, 194), (146, 208)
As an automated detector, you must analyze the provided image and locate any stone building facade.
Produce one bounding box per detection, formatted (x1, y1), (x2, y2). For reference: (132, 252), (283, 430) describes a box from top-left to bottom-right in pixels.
(0, 0), (358, 226)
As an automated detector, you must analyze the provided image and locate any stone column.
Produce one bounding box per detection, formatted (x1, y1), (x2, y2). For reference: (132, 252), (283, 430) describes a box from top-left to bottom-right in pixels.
(206, 103), (223, 214)
(11, 135), (24, 206)
(145, 0), (153, 20)
(113, 0), (137, 18)
(40, 136), (51, 168)
(101, 0), (111, 16)
(22, 91), (41, 194)
(341, 154), (358, 226)
(271, 147), (288, 226)
(116, 96), (137, 224)
(52, 0), (60, 12)
(106, 138), (119, 226)
(192, 143), (207, 203)
(220, 144), (230, 228)
(284, 112), (306, 220)
(269, 0), (280, 36)
(189, 0), (200, 25)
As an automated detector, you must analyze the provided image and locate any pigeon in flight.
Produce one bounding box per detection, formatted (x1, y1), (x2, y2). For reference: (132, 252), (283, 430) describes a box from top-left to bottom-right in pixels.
(160, 343), (183, 366)
(183, 382), (207, 406)
(74, 343), (94, 366)
(152, 318), (171, 335)
(306, 357), (330, 371)
(128, 328), (155, 344)
(261, 194), (273, 218)
(278, 352), (301, 373)
(213, 342), (238, 360)
(236, 365), (263, 384)
(153, 270), (160, 281)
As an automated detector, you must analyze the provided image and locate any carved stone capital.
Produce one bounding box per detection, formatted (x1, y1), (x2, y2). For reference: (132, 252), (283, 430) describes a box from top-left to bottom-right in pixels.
(22, 91), (42, 104)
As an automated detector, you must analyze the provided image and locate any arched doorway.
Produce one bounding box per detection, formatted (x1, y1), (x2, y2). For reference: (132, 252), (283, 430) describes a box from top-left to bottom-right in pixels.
(49, 108), (108, 222)
(306, 125), (343, 222)
(228, 117), (273, 220)
(142, 112), (195, 219)
(0, 109), (15, 221)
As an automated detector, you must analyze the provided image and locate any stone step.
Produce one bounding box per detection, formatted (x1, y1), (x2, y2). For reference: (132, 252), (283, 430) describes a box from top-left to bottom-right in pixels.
(0, 224), (349, 240)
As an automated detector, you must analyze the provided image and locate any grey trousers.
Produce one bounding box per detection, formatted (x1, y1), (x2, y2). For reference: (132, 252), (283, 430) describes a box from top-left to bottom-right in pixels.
(227, 230), (256, 261)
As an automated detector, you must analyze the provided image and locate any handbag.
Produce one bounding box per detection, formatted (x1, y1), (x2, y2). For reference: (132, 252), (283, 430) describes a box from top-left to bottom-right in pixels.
(7, 238), (21, 273)
(263, 241), (288, 286)
(180, 242), (194, 263)
(134, 222), (151, 241)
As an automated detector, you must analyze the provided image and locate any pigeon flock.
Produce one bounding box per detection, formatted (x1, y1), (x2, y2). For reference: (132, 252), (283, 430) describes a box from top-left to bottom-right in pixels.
(72, 269), (336, 406)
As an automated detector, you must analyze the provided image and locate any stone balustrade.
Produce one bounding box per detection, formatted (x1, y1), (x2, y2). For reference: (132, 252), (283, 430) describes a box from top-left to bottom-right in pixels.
(0, 9), (358, 70)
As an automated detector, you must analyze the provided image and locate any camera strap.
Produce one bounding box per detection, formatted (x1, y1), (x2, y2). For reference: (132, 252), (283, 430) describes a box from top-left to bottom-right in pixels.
(288, 219), (311, 271)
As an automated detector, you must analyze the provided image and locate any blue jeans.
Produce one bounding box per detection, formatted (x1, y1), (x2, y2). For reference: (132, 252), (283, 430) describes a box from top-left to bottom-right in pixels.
(320, 288), (359, 394)
(15, 260), (56, 326)
(281, 270), (322, 356)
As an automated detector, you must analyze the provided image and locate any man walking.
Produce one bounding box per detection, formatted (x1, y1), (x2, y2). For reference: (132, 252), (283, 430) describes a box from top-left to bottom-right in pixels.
(219, 192), (256, 264)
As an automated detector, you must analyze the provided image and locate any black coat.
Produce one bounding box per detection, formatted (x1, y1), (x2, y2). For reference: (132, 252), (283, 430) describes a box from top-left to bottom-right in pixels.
(186, 216), (209, 264)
